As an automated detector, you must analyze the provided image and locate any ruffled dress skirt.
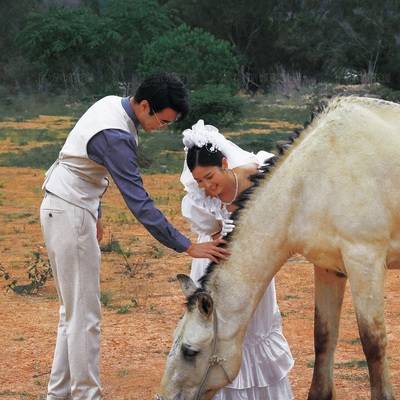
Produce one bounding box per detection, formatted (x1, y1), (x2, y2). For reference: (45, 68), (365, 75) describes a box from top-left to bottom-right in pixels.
(191, 256), (294, 400)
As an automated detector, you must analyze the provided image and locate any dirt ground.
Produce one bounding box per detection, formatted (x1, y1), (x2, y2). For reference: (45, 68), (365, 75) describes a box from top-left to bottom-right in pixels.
(0, 167), (399, 400)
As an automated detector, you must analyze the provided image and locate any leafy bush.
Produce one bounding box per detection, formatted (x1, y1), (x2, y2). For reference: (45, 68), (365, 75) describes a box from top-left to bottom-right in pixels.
(178, 84), (244, 129)
(100, 291), (113, 307)
(139, 24), (239, 89)
(373, 85), (400, 103)
(0, 252), (52, 295)
(100, 235), (124, 254)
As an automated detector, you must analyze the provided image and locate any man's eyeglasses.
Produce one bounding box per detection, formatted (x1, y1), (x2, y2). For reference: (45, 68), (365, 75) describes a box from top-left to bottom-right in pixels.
(152, 108), (175, 127)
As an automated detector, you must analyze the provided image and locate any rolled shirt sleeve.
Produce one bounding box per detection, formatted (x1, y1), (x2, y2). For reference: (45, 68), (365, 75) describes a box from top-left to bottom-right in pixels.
(87, 129), (191, 252)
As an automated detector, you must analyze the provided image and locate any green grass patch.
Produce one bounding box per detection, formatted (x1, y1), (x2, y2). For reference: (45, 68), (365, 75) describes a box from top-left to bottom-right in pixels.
(284, 294), (300, 300)
(335, 359), (368, 369)
(0, 391), (39, 399)
(116, 369), (129, 377)
(3, 212), (33, 222)
(0, 93), (91, 121)
(116, 304), (132, 314)
(0, 128), (67, 145)
(0, 143), (62, 169)
(261, 104), (310, 123)
(307, 359), (368, 369)
(150, 244), (165, 259)
(232, 131), (295, 154)
(138, 130), (185, 174)
(0, 93), (316, 173)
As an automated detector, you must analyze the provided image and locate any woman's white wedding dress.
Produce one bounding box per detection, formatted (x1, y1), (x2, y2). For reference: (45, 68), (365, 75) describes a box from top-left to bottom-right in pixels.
(181, 148), (294, 400)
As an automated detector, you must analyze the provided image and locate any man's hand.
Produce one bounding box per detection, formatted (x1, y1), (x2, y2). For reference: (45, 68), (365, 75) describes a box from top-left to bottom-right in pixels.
(186, 238), (230, 263)
(96, 219), (104, 242)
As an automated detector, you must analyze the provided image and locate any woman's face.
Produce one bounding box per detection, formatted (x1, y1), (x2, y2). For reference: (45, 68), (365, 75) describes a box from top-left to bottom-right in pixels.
(191, 159), (229, 198)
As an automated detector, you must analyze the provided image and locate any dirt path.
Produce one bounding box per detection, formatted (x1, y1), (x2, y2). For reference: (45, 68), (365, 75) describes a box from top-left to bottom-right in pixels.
(0, 167), (399, 399)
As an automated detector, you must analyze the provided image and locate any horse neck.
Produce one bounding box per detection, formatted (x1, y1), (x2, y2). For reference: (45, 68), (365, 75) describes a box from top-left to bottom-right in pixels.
(207, 178), (292, 338)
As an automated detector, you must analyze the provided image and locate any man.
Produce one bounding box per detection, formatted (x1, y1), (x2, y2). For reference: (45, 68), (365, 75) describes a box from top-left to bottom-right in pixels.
(40, 73), (228, 400)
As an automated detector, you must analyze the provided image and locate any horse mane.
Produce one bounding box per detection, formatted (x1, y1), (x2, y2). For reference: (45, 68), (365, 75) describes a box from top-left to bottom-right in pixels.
(197, 98), (330, 290)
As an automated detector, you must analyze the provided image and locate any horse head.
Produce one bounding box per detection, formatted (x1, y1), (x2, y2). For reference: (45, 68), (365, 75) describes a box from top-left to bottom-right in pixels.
(156, 274), (243, 400)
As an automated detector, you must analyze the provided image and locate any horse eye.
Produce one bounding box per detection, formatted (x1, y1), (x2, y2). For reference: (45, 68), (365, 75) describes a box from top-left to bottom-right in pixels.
(181, 343), (199, 361)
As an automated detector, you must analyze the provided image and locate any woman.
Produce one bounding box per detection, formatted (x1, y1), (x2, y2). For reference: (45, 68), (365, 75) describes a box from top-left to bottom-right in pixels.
(180, 120), (294, 400)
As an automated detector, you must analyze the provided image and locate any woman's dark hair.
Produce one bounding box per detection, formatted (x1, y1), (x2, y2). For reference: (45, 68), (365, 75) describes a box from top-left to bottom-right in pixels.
(134, 72), (189, 121)
(187, 143), (225, 172)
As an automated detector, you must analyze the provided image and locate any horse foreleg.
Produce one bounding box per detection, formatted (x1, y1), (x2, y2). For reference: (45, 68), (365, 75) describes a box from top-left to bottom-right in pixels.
(344, 247), (395, 400)
(308, 267), (347, 400)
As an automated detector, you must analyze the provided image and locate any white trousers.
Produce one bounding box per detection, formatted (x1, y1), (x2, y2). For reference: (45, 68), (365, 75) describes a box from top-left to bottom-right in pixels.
(40, 193), (102, 400)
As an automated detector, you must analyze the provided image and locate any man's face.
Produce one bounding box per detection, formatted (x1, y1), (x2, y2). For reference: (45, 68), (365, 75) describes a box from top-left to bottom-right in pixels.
(136, 100), (178, 132)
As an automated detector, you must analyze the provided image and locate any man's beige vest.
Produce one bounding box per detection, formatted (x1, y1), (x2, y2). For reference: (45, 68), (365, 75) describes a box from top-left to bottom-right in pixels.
(43, 96), (138, 218)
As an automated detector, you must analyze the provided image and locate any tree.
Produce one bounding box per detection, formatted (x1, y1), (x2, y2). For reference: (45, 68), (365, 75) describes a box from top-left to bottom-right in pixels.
(272, 0), (400, 84)
(102, 0), (174, 85)
(0, 0), (40, 89)
(138, 24), (239, 89)
(18, 7), (114, 90)
(165, 0), (279, 88)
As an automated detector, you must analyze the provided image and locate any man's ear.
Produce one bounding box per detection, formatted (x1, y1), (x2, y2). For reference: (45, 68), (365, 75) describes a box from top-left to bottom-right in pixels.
(177, 274), (198, 298)
(138, 99), (151, 114)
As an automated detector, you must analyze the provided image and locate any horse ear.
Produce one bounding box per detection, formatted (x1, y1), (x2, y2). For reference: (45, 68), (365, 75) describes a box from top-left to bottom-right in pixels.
(177, 274), (198, 298)
(197, 292), (213, 319)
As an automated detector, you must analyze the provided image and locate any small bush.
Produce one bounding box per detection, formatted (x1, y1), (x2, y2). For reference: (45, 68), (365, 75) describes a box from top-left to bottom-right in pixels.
(116, 305), (131, 314)
(100, 235), (124, 254)
(177, 85), (244, 129)
(150, 244), (164, 259)
(0, 252), (52, 295)
(373, 85), (400, 103)
(100, 291), (113, 307)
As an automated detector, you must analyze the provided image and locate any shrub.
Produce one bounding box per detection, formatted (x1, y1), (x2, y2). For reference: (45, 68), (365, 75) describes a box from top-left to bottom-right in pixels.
(0, 252), (52, 295)
(138, 24), (239, 89)
(100, 291), (113, 307)
(177, 84), (244, 129)
(373, 85), (400, 103)
(100, 235), (124, 254)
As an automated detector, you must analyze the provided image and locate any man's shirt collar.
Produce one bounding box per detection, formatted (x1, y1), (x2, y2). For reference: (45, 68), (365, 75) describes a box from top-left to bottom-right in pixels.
(121, 97), (141, 131)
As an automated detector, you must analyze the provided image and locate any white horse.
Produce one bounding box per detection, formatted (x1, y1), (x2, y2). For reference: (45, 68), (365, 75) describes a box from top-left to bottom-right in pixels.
(157, 96), (400, 400)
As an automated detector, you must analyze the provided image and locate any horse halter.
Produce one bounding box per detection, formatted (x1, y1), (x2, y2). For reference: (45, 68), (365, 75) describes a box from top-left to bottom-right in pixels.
(194, 308), (233, 400)
(155, 307), (233, 400)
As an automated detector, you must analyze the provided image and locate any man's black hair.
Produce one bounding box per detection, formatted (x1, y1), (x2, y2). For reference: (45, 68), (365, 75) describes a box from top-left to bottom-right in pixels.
(186, 144), (225, 172)
(134, 72), (189, 121)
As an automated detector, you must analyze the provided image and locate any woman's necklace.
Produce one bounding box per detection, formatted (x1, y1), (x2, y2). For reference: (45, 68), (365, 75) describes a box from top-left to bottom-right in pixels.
(221, 170), (239, 206)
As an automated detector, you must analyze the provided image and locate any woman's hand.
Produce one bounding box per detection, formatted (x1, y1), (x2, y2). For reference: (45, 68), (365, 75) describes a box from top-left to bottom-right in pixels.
(186, 239), (230, 263)
(221, 218), (235, 237)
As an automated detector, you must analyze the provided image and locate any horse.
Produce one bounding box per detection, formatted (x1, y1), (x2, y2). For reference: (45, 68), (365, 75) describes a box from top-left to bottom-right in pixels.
(157, 96), (400, 400)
